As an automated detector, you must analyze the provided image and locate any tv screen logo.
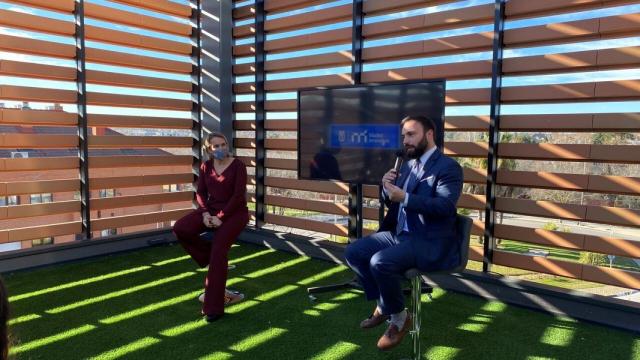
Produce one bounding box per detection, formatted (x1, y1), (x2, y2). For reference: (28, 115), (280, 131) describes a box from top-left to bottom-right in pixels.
(329, 124), (400, 150)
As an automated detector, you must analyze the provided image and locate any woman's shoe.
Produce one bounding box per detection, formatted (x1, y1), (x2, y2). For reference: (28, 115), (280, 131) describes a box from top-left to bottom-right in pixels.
(198, 289), (244, 305)
(224, 289), (244, 305)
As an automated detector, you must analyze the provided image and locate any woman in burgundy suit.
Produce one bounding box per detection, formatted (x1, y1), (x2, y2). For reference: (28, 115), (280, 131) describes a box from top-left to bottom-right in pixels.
(173, 132), (249, 322)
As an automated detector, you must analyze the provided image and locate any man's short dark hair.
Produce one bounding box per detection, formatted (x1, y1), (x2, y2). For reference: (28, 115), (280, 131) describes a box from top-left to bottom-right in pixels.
(401, 115), (436, 133)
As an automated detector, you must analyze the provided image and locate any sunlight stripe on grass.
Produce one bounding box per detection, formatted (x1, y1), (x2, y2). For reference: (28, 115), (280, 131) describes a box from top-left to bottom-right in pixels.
(46, 272), (196, 314)
(224, 299), (261, 314)
(89, 337), (161, 360)
(228, 328), (287, 352)
(8, 313), (41, 325)
(296, 265), (348, 286)
(539, 324), (575, 346)
(151, 255), (191, 266)
(226, 257), (310, 286)
(425, 346), (461, 359)
(9, 266), (151, 301)
(10, 324), (96, 354)
(197, 351), (233, 360)
(159, 319), (208, 337)
(309, 341), (359, 360)
(99, 290), (201, 324)
(229, 249), (276, 265)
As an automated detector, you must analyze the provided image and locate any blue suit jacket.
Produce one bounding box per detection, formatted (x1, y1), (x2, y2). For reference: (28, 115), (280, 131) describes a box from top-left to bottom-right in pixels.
(380, 150), (464, 271)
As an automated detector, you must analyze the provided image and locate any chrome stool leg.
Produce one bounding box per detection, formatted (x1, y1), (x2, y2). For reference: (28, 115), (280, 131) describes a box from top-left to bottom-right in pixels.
(411, 275), (421, 360)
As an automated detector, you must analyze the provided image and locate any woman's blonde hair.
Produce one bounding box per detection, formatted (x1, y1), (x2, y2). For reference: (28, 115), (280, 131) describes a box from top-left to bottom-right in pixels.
(203, 131), (231, 158)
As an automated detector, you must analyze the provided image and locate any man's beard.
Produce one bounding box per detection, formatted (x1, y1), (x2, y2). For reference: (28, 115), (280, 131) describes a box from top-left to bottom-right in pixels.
(405, 136), (429, 159)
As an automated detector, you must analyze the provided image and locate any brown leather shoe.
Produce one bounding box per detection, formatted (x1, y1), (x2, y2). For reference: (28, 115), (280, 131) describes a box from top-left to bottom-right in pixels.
(377, 313), (412, 351)
(360, 308), (390, 329)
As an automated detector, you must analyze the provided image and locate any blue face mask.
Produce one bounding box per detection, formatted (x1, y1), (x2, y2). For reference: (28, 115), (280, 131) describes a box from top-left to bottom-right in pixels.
(212, 148), (228, 160)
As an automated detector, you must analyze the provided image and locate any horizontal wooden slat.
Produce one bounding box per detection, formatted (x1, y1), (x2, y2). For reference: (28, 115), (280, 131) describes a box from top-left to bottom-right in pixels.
(0, 9), (74, 36)
(503, 46), (640, 75)
(264, 194), (348, 216)
(109, 0), (192, 17)
(86, 70), (192, 92)
(3, 0), (75, 13)
(504, 13), (640, 47)
(233, 120), (297, 131)
(498, 143), (640, 163)
(85, 25), (191, 55)
(495, 223), (640, 258)
(90, 173), (193, 190)
(234, 138), (296, 150)
(457, 194), (486, 210)
(267, 4), (351, 33)
(364, 0), (458, 16)
(494, 250), (640, 289)
(89, 155), (192, 168)
(363, 4), (494, 40)
(84, 3), (192, 36)
(0, 157), (78, 171)
(444, 142), (488, 158)
(86, 93), (192, 110)
(468, 246), (484, 262)
(362, 60), (493, 83)
(506, 0), (636, 18)
(0, 179), (79, 196)
(500, 113), (640, 132)
(581, 265), (640, 290)
(363, 32), (494, 62)
(0, 134), (77, 148)
(92, 191), (192, 210)
(0, 201), (79, 220)
(502, 80), (640, 103)
(85, 47), (192, 74)
(91, 208), (192, 231)
(87, 114), (192, 129)
(0, 109), (77, 126)
(89, 136), (192, 148)
(266, 28), (351, 54)
(494, 250), (583, 279)
(497, 170), (640, 195)
(0, 85), (76, 103)
(0, 34), (75, 59)
(264, 213), (348, 236)
(2, 221), (81, 243)
(0, 60), (76, 81)
(496, 197), (640, 227)
(234, 52), (353, 75)
(264, 176), (349, 194)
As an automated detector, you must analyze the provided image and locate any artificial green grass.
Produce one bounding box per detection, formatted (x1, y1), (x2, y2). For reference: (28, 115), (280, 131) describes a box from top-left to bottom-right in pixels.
(3, 243), (640, 360)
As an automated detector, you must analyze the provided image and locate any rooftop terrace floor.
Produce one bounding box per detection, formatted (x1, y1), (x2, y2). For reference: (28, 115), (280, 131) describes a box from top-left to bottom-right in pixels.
(4, 243), (640, 359)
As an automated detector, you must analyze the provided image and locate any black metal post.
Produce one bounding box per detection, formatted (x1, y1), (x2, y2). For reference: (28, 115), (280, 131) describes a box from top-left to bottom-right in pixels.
(348, 0), (364, 241)
(74, 0), (90, 239)
(255, 0), (266, 228)
(191, 0), (203, 199)
(483, 0), (506, 273)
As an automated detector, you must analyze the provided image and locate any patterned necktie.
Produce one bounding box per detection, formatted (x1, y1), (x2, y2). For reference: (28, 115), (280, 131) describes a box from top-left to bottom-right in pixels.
(396, 160), (421, 235)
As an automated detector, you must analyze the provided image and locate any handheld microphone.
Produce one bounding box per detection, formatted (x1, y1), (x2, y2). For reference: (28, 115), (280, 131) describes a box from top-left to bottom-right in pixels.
(393, 149), (404, 185)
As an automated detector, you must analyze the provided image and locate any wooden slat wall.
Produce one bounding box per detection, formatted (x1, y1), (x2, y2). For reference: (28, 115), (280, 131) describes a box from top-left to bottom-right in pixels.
(232, 0), (640, 292)
(489, 0), (640, 290)
(0, 1), (196, 246)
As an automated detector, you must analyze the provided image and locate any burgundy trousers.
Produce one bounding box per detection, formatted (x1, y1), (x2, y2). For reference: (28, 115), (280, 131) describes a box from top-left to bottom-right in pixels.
(173, 208), (249, 315)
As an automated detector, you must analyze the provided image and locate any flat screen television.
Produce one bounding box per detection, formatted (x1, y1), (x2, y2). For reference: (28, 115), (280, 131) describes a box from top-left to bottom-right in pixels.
(297, 80), (445, 185)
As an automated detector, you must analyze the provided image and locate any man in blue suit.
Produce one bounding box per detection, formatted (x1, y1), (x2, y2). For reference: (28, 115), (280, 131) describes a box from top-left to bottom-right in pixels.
(345, 115), (463, 351)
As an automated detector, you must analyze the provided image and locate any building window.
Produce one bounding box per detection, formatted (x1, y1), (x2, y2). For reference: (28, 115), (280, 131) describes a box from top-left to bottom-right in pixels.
(163, 184), (180, 192)
(99, 189), (116, 198)
(32, 237), (53, 247)
(101, 229), (117, 237)
(30, 193), (52, 204)
(0, 196), (19, 206)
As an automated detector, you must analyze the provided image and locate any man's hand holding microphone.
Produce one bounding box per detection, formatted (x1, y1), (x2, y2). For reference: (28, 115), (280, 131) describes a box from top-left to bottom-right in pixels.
(382, 150), (406, 203)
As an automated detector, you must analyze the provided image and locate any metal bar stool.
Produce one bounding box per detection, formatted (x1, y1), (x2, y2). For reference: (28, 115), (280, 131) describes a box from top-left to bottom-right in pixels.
(403, 214), (473, 360)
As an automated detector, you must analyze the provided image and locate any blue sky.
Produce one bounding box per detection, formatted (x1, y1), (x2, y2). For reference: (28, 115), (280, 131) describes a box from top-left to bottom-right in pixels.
(1, 0), (639, 119)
